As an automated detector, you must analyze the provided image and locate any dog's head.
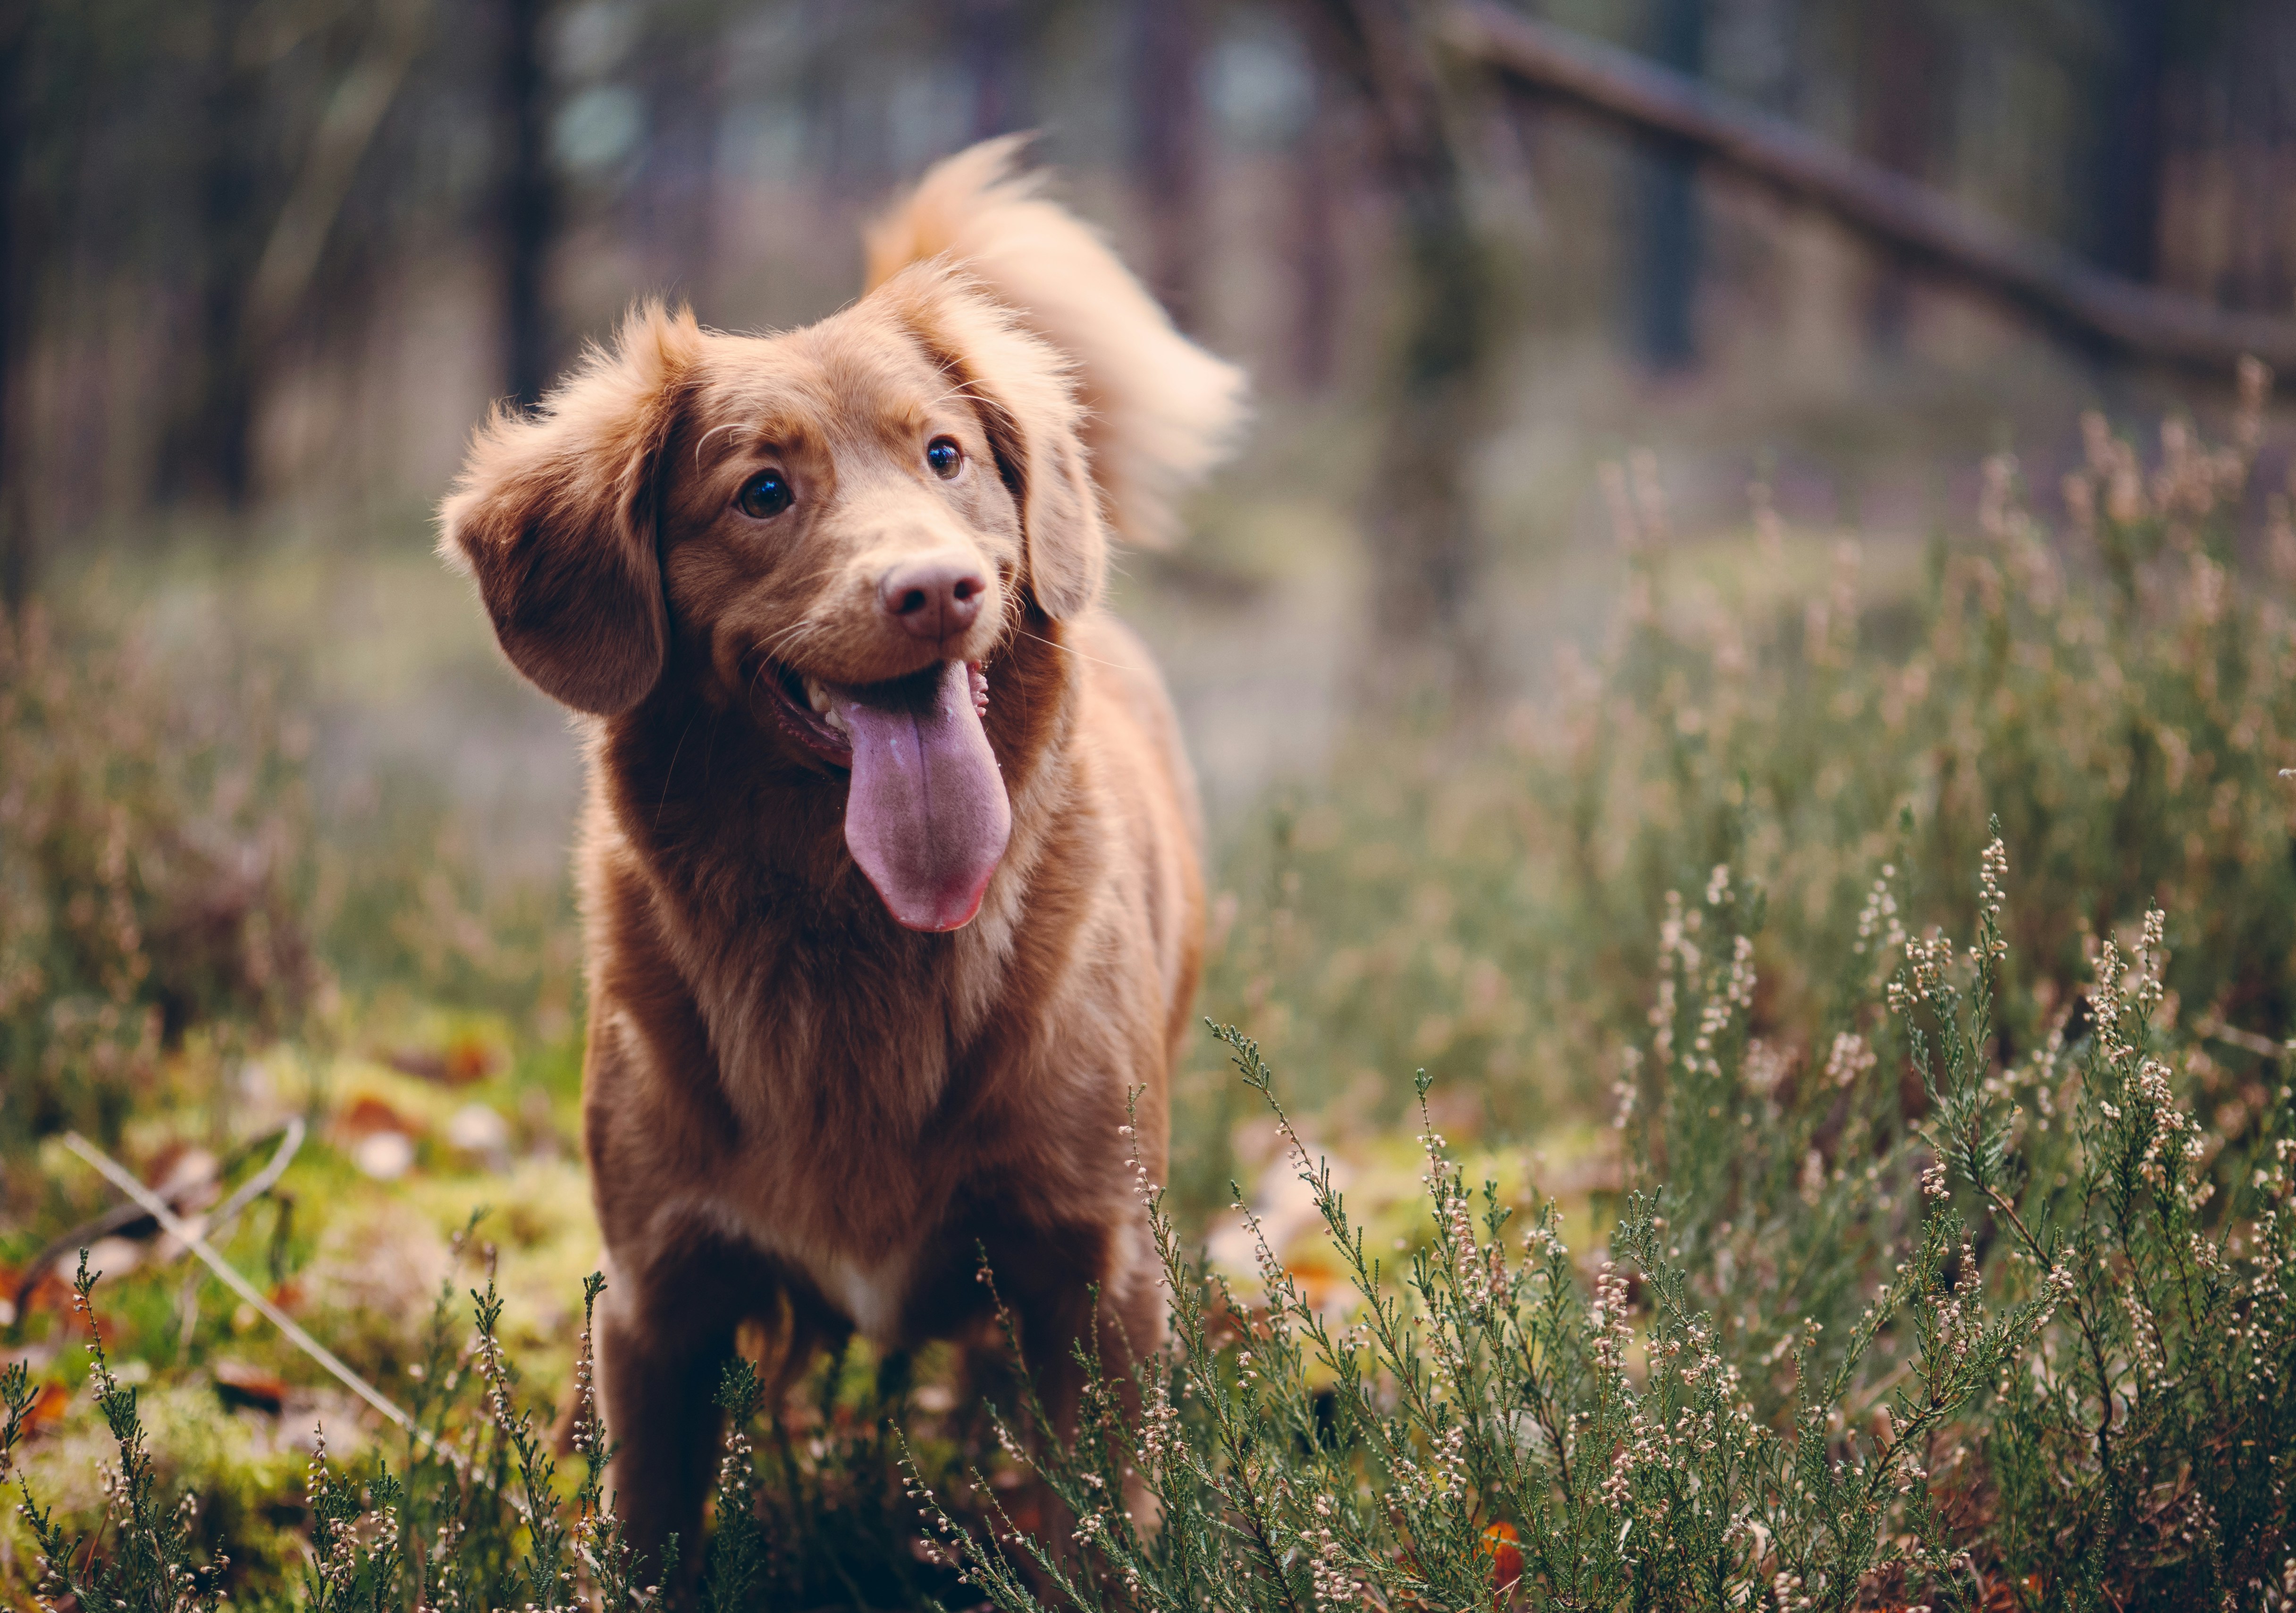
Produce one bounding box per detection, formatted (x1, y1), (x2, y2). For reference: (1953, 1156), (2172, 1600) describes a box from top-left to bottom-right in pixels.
(439, 265), (1104, 933)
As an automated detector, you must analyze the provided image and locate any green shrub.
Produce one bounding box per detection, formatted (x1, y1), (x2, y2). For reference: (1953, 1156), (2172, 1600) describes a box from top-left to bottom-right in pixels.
(1186, 375), (2295, 1199)
(0, 606), (318, 1167)
(923, 855), (2294, 1609)
(0, 599), (583, 1181)
(7, 382), (2296, 1607)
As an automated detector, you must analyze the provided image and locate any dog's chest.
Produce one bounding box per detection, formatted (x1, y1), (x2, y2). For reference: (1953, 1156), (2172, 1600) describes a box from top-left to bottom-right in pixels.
(656, 887), (1030, 1344)
(802, 1242), (917, 1343)
(704, 1038), (965, 1346)
(716, 1152), (942, 1345)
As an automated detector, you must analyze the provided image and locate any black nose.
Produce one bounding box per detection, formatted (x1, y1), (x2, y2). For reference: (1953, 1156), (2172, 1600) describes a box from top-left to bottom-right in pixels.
(879, 557), (986, 644)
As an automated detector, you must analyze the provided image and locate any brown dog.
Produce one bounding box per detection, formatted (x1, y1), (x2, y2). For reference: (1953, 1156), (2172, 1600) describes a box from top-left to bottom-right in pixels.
(438, 137), (1244, 1566)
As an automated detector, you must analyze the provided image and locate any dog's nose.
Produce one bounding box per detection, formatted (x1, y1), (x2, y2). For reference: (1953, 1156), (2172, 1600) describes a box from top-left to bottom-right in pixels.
(879, 557), (986, 644)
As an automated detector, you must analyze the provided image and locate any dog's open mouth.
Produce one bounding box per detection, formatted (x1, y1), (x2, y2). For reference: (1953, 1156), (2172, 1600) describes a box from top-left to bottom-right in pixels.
(761, 657), (1009, 933)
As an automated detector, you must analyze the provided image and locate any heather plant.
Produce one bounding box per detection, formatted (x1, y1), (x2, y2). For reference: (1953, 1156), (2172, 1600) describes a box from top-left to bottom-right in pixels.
(11, 843), (2292, 1607)
(7, 385), (2296, 1609)
(1188, 363), (2296, 1168)
(0, 598), (584, 1182)
(0, 1220), (987, 1610)
(4, 1253), (232, 1612)
(916, 843), (2295, 1610)
(0, 605), (318, 1167)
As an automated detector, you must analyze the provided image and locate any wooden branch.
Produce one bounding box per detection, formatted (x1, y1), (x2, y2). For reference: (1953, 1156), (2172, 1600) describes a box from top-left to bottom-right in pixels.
(1441, 3), (2296, 374)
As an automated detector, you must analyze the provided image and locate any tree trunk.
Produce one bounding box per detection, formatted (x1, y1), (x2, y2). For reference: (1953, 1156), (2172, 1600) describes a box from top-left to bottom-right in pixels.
(499, 0), (553, 409)
(1449, 4), (2296, 371)
(965, 0), (1025, 140)
(1132, 0), (1207, 330)
(1300, 0), (1495, 690)
(634, 8), (721, 308)
(2087, 0), (2170, 285)
(156, 0), (265, 510)
(0, 0), (27, 612)
(1289, 68), (1342, 393)
(1856, 0), (1944, 353)
(1630, 0), (1702, 371)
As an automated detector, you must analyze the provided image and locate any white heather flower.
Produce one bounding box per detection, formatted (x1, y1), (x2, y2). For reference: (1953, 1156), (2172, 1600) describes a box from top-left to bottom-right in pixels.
(1825, 1031), (1876, 1089)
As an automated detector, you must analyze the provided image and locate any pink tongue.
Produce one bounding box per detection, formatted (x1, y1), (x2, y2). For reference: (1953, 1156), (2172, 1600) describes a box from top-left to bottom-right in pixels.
(831, 660), (1011, 932)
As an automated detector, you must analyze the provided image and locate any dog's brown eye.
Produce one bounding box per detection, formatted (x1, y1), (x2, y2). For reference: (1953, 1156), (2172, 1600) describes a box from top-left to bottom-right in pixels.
(736, 469), (792, 519)
(925, 437), (962, 479)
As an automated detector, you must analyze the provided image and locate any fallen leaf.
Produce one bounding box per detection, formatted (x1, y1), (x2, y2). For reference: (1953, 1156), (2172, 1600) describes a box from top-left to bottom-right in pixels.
(212, 1360), (287, 1415)
(337, 1095), (418, 1137)
(211, 1360), (287, 1415)
(385, 1034), (503, 1086)
(1482, 1520), (1523, 1592)
(19, 1382), (71, 1434)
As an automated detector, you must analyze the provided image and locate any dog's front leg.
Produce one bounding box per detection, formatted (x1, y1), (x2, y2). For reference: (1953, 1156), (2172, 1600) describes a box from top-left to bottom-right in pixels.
(593, 1259), (740, 1591)
(979, 1221), (1166, 1561)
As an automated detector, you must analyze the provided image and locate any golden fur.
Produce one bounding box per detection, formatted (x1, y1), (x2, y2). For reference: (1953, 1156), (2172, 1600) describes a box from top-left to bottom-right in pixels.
(437, 140), (1245, 1562)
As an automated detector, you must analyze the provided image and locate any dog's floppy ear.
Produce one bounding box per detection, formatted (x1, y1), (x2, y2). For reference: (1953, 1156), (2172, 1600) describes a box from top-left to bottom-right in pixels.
(973, 361), (1106, 621)
(878, 265), (1107, 620)
(438, 302), (701, 715)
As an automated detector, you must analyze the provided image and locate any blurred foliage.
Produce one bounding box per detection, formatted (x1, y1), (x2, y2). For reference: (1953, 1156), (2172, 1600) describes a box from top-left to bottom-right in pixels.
(930, 879), (2296, 1611)
(4, 382), (2296, 1604)
(1182, 368), (2296, 1203)
(0, 607), (317, 1163)
(0, 599), (580, 1184)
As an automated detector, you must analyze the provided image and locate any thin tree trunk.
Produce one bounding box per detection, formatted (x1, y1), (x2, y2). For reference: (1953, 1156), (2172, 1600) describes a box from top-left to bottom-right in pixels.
(156, 0), (264, 510)
(634, 8), (721, 308)
(1133, 0), (1206, 330)
(965, 0), (1024, 140)
(1856, 0), (1943, 354)
(1630, 0), (1702, 371)
(499, 0), (553, 409)
(1301, 0), (1495, 690)
(2088, 0), (2170, 285)
(0, 0), (27, 612)
(1289, 69), (1341, 393)
(1447, 4), (2296, 371)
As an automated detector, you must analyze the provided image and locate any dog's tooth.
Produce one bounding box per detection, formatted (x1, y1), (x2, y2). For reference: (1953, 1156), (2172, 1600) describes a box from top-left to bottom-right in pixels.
(805, 677), (832, 714)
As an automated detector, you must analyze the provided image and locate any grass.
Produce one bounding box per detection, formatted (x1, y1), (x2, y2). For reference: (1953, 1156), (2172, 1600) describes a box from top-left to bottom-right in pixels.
(2, 373), (2295, 1608)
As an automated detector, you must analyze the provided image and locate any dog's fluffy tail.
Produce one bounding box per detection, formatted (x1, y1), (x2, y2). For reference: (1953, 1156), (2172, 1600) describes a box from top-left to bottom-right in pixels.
(864, 135), (1248, 549)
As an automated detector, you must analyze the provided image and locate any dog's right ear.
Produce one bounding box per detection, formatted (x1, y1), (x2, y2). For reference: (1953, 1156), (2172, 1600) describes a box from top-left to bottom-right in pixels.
(438, 303), (701, 717)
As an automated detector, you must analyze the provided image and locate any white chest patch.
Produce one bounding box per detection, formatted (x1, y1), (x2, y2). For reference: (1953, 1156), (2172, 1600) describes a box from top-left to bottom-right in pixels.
(668, 1197), (920, 1346)
(816, 1250), (913, 1344)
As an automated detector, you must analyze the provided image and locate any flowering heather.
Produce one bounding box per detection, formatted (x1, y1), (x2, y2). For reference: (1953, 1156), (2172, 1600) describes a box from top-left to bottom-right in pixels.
(917, 841), (2294, 1609)
(3, 385), (2294, 1606)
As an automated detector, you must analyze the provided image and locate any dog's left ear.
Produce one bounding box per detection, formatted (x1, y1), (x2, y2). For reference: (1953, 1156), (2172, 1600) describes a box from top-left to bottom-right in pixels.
(883, 268), (1107, 620)
(438, 302), (701, 715)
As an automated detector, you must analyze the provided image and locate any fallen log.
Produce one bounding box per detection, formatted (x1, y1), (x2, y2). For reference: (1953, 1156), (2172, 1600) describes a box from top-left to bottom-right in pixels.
(1442, 3), (2296, 374)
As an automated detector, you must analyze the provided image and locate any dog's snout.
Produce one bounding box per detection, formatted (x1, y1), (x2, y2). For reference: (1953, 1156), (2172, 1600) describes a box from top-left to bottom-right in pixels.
(879, 556), (987, 644)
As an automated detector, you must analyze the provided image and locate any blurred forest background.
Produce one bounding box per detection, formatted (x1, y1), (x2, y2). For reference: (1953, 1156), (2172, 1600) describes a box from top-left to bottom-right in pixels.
(5, 0), (2296, 1239)
(8, 0), (2296, 840)
(9, 0), (2296, 1603)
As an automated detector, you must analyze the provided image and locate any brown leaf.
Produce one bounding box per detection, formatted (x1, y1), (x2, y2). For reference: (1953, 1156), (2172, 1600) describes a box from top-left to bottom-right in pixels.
(336, 1095), (418, 1137)
(211, 1360), (287, 1415)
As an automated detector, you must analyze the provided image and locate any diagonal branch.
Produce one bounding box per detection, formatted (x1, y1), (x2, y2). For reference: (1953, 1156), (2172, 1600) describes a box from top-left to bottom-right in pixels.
(1443, 3), (2296, 373)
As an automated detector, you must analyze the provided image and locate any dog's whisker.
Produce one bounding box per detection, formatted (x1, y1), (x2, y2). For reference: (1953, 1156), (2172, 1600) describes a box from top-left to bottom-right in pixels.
(755, 618), (826, 665)
(1012, 628), (1149, 675)
(654, 707), (704, 832)
(693, 421), (761, 472)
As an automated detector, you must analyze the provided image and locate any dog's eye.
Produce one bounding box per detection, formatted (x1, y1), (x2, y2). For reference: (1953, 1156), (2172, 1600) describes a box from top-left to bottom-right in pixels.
(735, 470), (792, 519)
(925, 437), (962, 479)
